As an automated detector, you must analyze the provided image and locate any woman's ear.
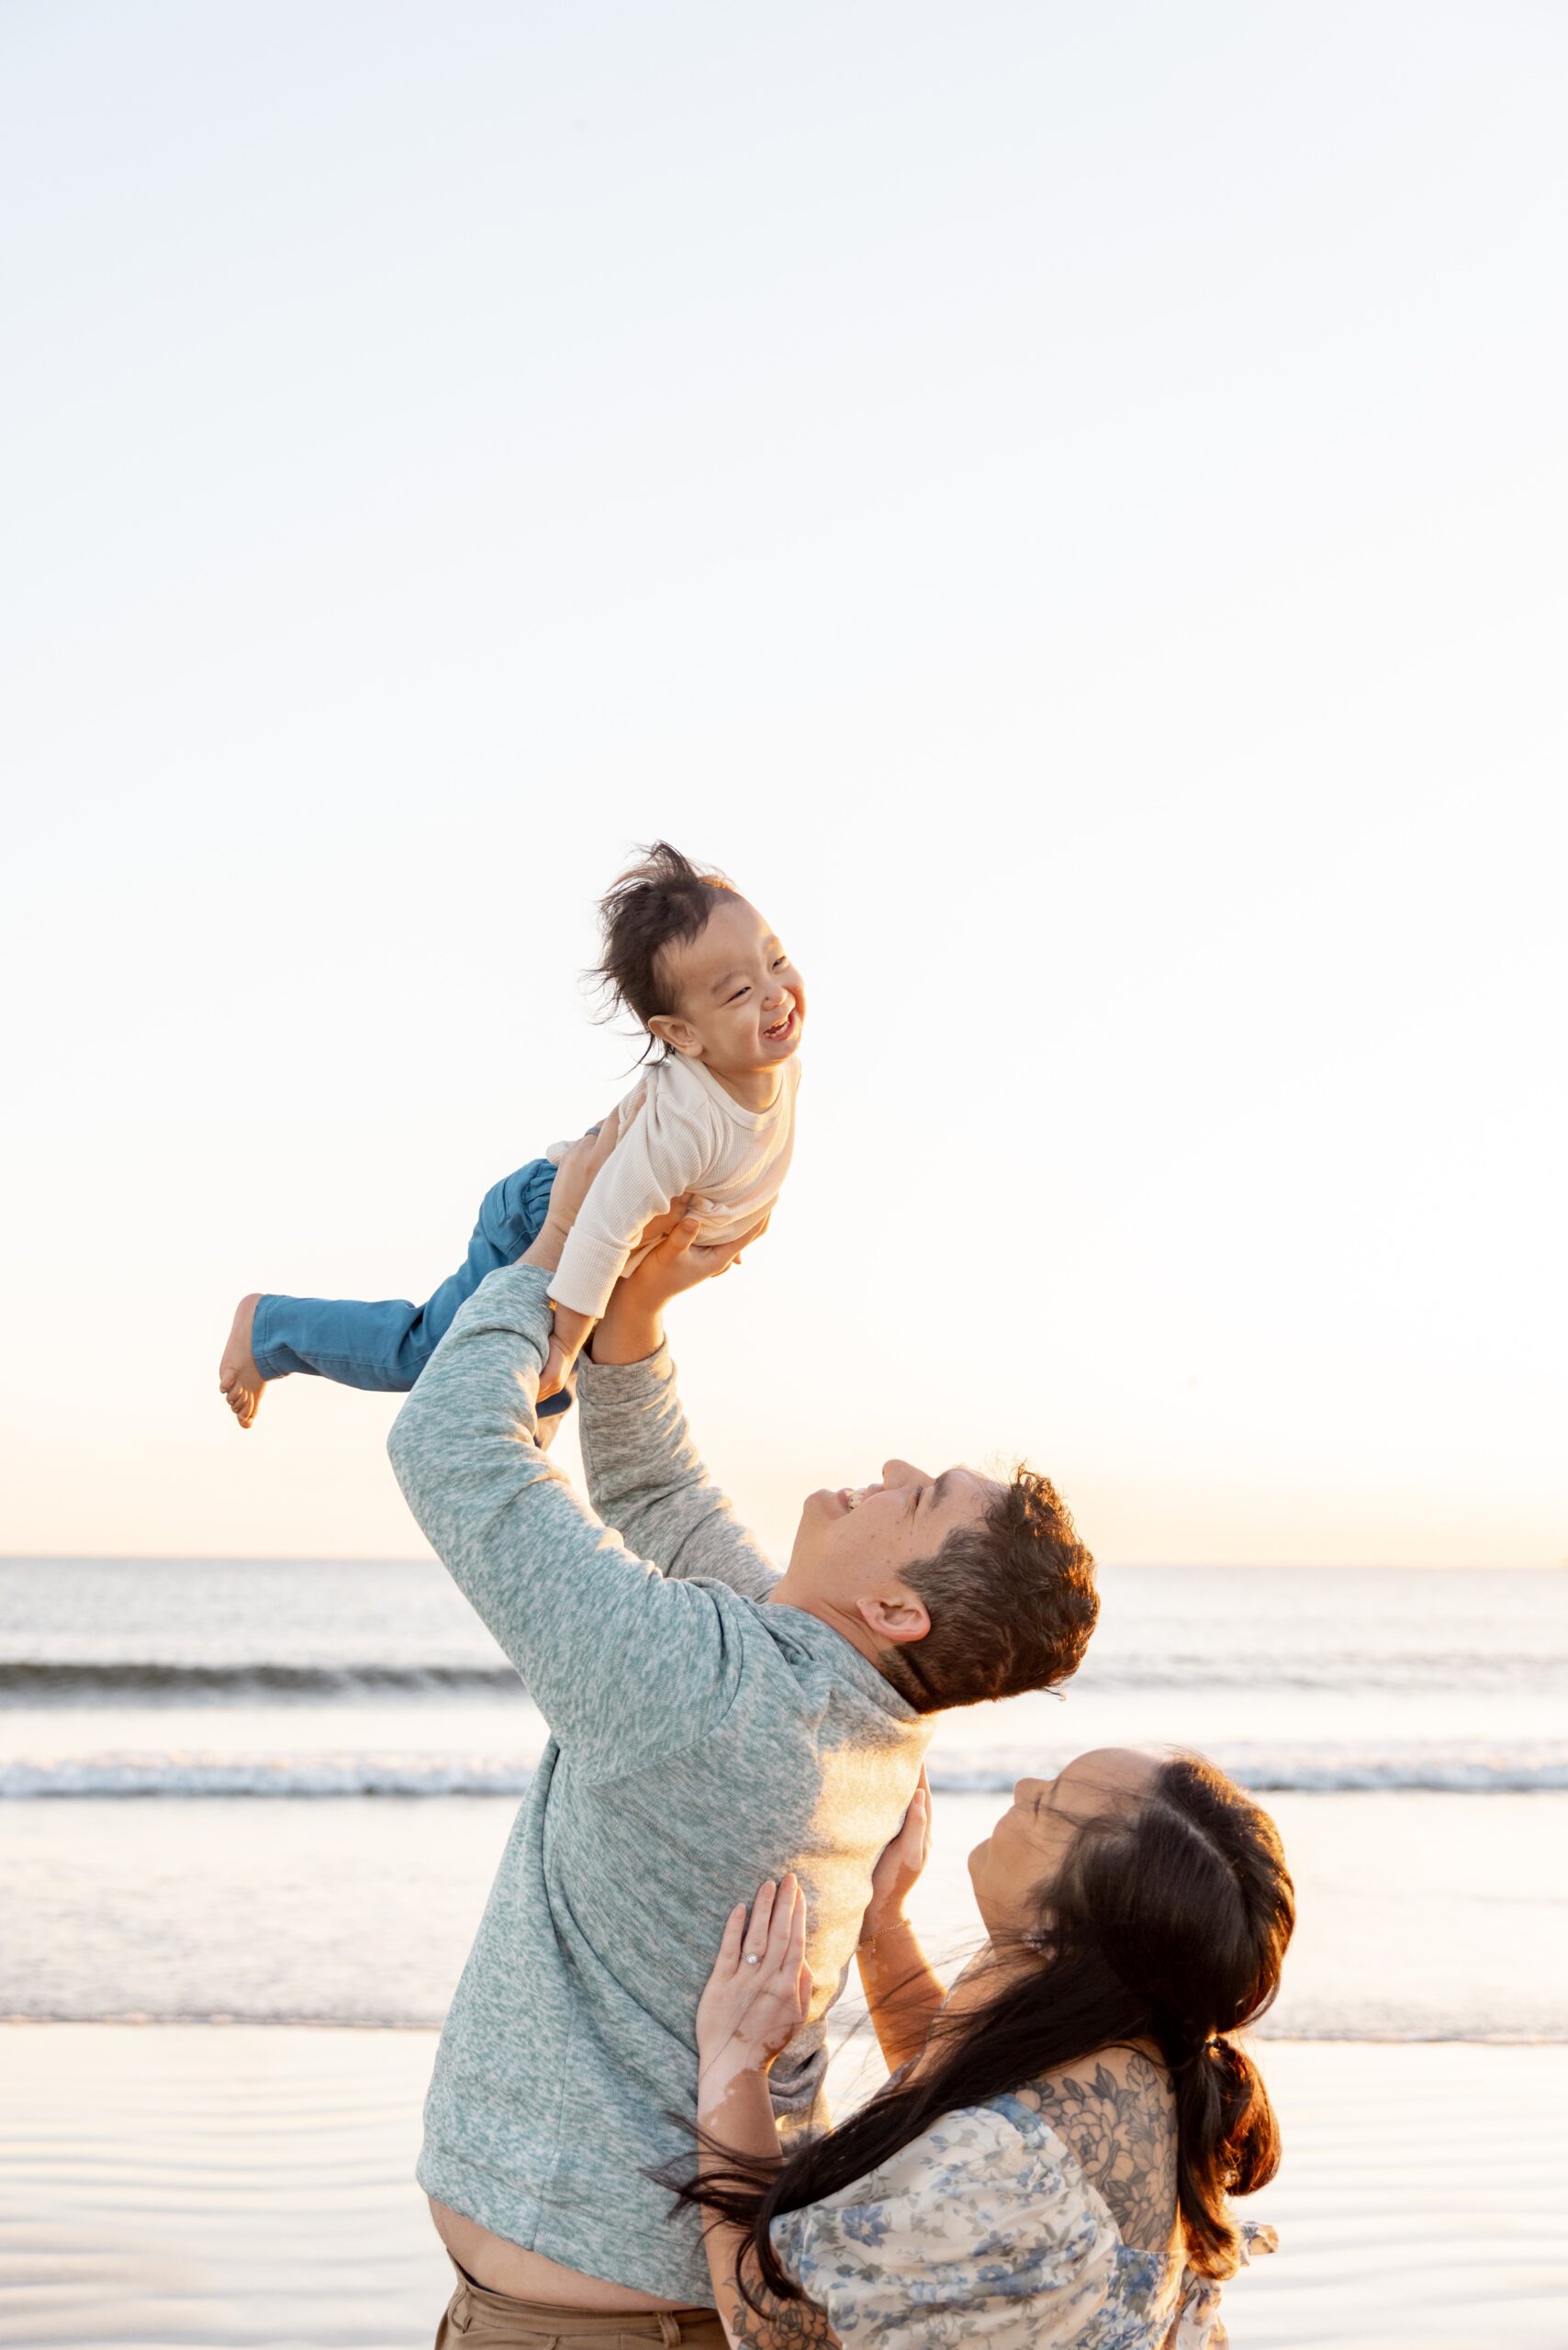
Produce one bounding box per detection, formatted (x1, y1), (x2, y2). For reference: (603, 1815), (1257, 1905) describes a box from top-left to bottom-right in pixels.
(647, 1013), (704, 1058)
(856, 1589), (932, 1649)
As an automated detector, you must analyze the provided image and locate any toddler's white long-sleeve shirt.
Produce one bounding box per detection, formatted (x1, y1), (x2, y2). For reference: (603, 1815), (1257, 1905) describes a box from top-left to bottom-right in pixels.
(549, 1053), (801, 1319)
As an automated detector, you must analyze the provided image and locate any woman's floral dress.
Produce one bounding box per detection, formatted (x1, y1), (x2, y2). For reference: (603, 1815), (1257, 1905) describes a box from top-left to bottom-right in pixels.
(770, 2090), (1275, 2349)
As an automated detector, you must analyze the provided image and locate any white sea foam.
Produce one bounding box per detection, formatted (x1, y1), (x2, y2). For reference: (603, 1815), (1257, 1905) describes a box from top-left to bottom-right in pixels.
(6, 1740), (1568, 1798)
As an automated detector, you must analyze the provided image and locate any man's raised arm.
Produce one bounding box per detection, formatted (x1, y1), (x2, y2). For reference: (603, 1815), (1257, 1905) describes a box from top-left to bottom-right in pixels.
(386, 1259), (739, 1757)
(577, 1346), (778, 1601)
(576, 1214), (779, 1601)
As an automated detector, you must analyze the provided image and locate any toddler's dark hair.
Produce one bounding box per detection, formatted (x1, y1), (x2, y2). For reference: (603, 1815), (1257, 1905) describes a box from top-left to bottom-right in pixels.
(593, 842), (735, 1059)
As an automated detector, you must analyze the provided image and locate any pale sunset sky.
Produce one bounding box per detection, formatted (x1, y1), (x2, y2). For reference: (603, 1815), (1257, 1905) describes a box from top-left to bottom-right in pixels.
(3, 4), (1563, 1567)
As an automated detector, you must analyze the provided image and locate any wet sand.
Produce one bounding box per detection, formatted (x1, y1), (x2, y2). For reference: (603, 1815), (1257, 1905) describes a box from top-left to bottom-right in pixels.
(1, 2028), (1563, 2348)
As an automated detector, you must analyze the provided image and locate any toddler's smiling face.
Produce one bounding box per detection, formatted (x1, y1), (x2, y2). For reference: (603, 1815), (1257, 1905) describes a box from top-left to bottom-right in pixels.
(649, 894), (805, 1081)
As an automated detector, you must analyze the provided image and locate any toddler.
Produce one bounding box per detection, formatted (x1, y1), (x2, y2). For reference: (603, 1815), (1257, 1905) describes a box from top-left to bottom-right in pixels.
(218, 843), (803, 1427)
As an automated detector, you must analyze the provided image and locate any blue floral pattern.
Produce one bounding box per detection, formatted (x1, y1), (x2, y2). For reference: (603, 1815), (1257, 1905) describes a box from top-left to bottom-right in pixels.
(770, 2091), (1275, 2348)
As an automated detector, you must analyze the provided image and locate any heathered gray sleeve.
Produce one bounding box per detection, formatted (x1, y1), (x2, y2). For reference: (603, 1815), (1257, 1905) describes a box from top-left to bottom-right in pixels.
(387, 1264), (742, 1760)
(576, 1345), (779, 1603)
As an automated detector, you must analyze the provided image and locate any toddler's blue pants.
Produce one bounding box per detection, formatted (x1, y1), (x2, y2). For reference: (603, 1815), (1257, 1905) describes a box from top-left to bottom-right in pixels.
(251, 1155), (572, 1411)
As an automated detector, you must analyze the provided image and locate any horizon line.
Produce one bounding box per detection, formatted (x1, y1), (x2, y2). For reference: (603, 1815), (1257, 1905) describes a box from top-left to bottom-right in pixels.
(3, 1553), (1563, 1573)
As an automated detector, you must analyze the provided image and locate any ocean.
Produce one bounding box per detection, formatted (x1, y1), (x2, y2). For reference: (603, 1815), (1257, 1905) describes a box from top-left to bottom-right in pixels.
(3, 1559), (1564, 2040)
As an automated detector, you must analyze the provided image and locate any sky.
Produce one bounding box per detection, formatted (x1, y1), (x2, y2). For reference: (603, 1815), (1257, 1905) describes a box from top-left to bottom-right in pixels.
(3, 2), (1564, 1567)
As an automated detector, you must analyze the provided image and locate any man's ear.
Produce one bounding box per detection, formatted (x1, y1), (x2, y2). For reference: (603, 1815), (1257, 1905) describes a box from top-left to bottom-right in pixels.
(856, 1587), (932, 1649)
(647, 1013), (704, 1058)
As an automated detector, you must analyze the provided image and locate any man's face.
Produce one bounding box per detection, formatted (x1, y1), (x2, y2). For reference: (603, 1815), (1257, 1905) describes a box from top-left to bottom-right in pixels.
(652, 895), (805, 1078)
(786, 1457), (1002, 1611)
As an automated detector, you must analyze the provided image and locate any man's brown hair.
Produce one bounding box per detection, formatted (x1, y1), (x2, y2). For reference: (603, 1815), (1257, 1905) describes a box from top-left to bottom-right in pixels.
(884, 1468), (1099, 1712)
(593, 841), (735, 1059)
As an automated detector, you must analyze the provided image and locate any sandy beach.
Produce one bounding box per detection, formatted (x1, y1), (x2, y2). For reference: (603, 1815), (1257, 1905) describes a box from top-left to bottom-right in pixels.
(2, 2026), (1563, 2350)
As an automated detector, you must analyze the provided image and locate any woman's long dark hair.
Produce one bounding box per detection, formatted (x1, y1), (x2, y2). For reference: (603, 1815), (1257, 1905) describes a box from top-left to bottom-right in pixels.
(682, 1752), (1294, 2303)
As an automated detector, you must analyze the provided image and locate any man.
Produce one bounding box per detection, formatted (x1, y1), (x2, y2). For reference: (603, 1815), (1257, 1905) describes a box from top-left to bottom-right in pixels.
(387, 1125), (1099, 2344)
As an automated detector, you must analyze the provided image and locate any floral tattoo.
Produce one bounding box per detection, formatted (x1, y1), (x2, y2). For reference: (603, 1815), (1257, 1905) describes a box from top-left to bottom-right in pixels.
(1022, 2052), (1178, 2251)
(727, 2295), (840, 2347)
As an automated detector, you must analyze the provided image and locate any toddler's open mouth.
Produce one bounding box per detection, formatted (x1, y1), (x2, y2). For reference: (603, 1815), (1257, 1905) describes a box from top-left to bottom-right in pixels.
(763, 1006), (798, 1045)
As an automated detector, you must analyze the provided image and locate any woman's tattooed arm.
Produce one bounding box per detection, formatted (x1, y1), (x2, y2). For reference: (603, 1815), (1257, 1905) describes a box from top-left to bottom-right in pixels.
(695, 2056), (843, 2349)
(1023, 2050), (1179, 2251)
(725, 2294), (842, 2348)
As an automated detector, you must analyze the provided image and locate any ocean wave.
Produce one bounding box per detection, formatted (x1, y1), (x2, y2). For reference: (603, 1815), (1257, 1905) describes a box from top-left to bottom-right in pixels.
(946, 1749), (1568, 1796)
(6, 1650), (1564, 1702)
(0, 1754), (539, 1797)
(5, 1744), (1568, 1798)
(1079, 1654), (1568, 1694)
(0, 1660), (518, 1699)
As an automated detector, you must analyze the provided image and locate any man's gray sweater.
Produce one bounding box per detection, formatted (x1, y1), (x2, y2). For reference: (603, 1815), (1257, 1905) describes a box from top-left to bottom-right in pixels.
(387, 1264), (932, 2302)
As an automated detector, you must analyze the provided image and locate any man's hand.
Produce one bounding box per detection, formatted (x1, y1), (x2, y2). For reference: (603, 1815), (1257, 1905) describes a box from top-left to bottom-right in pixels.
(537, 1317), (590, 1404)
(590, 1207), (771, 1368)
(520, 1110), (622, 1281)
(631, 1206), (771, 1304)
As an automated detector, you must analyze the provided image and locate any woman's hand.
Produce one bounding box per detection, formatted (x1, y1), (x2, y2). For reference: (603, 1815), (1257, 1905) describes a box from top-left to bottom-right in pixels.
(697, 1875), (812, 2089)
(693, 1878), (832, 2350)
(855, 1774), (946, 2073)
(860, 1769), (931, 1947)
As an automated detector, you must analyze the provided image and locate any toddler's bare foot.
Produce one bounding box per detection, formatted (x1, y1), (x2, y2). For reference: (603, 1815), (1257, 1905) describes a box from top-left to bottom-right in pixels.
(219, 1293), (266, 1428)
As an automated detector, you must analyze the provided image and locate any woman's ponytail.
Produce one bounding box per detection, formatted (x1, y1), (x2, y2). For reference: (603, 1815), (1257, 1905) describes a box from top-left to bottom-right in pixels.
(1081, 1753), (1293, 2277)
(1170, 2030), (1282, 2273)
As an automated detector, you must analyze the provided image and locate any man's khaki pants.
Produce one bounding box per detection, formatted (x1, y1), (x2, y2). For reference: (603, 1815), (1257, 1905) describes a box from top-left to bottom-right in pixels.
(434, 2259), (728, 2347)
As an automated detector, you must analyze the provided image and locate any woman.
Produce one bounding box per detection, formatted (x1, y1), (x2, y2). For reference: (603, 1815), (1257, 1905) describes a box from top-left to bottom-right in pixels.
(689, 1747), (1294, 2348)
